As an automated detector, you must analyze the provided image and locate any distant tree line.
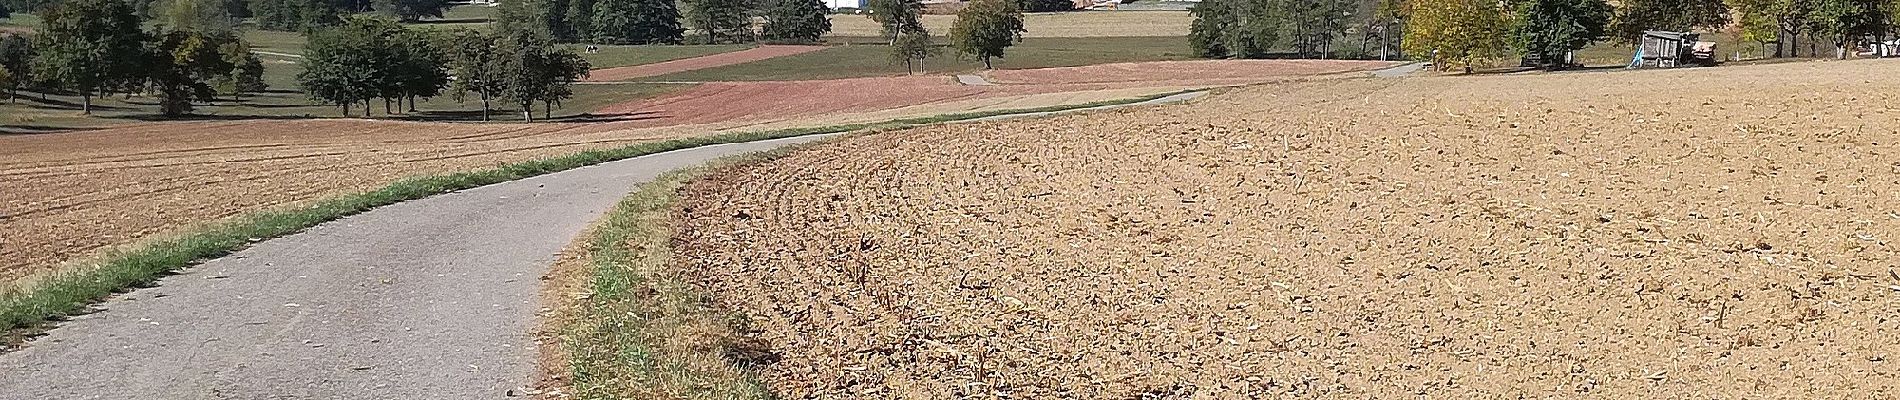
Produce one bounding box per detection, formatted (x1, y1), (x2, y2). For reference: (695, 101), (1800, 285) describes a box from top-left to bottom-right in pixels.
(0, 0), (266, 115)
(496, 0), (831, 44)
(1195, 0), (1900, 68)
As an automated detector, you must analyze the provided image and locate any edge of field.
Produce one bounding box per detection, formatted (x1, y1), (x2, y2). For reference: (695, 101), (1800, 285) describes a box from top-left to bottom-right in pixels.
(0, 89), (1198, 348)
(540, 88), (1215, 399)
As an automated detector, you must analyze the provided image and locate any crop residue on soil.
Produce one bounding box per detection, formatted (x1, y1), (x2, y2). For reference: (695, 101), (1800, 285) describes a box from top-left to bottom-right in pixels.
(673, 60), (1900, 397)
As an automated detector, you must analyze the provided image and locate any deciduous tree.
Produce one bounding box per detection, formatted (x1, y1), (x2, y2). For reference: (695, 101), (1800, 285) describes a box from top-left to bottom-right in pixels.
(762, 0), (831, 43)
(447, 29), (503, 120)
(950, 0), (1025, 69)
(591, 0), (684, 44)
(1403, 0), (1511, 71)
(372, 0), (449, 22)
(250, 0), (339, 31)
(31, 0), (147, 114)
(889, 29), (937, 73)
(867, 0), (924, 43)
(1187, 0), (1281, 59)
(0, 33), (32, 102)
(149, 29), (236, 115)
(682, 0), (756, 43)
(1610, 0), (1729, 42)
(1513, 0), (1611, 68)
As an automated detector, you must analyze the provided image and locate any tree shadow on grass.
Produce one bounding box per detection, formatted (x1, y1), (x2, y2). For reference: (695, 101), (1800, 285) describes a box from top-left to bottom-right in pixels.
(0, 125), (96, 135)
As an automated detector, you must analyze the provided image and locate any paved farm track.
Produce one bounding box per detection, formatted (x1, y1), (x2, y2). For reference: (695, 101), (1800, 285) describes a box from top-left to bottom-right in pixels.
(0, 135), (833, 399)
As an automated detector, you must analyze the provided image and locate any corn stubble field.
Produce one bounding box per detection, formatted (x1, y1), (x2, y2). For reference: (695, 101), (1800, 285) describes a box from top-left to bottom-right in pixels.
(674, 60), (1900, 397)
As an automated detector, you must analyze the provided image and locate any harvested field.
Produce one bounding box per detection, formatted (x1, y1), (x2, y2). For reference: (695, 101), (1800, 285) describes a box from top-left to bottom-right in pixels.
(585, 45), (827, 82)
(982, 59), (1399, 85)
(673, 59), (1900, 398)
(826, 11), (1191, 38)
(595, 60), (1388, 127)
(0, 57), (1321, 286)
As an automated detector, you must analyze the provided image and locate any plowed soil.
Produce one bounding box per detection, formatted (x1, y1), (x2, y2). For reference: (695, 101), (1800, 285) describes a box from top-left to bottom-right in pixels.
(584, 45), (827, 82)
(0, 59), (1381, 287)
(673, 59), (1900, 398)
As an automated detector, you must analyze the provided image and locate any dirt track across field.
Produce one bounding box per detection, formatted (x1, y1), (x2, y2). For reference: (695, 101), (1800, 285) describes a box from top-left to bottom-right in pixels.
(672, 59), (1900, 398)
(584, 45), (826, 82)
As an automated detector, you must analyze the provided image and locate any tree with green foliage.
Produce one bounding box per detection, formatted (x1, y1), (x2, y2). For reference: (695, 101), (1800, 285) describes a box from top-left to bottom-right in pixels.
(1609, 0), (1729, 43)
(299, 22), (380, 116)
(950, 0), (1024, 69)
(1286, 0), (1353, 58)
(149, 29), (237, 115)
(1403, 0), (1511, 71)
(889, 29), (937, 73)
(1806, 0), (1887, 58)
(1187, 0), (1280, 59)
(0, 33), (31, 102)
(216, 38), (266, 100)
(498, 0), (572, 38)
(1513, 0), (1610, 68)
(0, 1), (11, 18)
(372, 0), (448, 21)
(566, 0), (596, 40)
(159, 0), (239, 33)
(31, 0), (147, 114)
(250, 0), (339, 31)
(493, 30), (587, 120)
(446, 29), (503, 120)
(590, 0), (685, 44)
(387, 28), (448, 112)
(1369, 0), (1406, 60)
(762, 0), (831, 43)
(683, 0), (756, 43)
(867, 0), (924, 44)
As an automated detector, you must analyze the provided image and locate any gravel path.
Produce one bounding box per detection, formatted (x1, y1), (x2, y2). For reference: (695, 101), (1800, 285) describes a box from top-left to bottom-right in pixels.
(0, 134), (833, 399)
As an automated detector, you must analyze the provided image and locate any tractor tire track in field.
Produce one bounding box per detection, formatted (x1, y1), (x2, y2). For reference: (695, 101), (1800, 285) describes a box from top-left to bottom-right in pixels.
(0, 134), (836, 399)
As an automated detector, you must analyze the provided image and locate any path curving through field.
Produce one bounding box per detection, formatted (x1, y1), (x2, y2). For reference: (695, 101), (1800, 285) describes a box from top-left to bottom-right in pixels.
(0, 92), (1206, 398)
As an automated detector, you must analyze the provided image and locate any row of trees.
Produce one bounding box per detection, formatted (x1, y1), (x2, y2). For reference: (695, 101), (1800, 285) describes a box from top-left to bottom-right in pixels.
(2, 0), (449, 32)
(296, 16), (590, 120)
(1195, 0), (1900, 69)
(0, 0), (265, 115)
(496, 0), (831, 44)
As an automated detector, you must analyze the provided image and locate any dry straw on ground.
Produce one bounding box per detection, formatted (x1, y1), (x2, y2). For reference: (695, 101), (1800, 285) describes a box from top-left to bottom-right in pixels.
(674, 60), (1900, 398)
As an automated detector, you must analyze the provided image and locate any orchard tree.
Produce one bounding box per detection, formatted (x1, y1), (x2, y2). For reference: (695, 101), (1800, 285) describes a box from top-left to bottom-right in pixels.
(493, 31), (588, 120)
(683, 0), (756, 43)
(762, 0), (831, 43)
(1806, 0), (1887, 59)
(1513, 0), (1611, 68)
(1187, 0), (1280, 59)
(160, 0), (239, 33)
(388, 29), (448, 111)
(149, 30), (237, 115)
(1610, 0), (1729, 42)
(31, 0), (147, 114)
(447, 30), (504, 120)
(250, 0), (340, 31)
(889, 29), (938, 73)
(590, 0), (685, 44)
(372, 0), (450, 22)
(950, 0), (1025, 69)
(1404, 0), (1511, 71)
(0, 33), (31, 102)
(217, 39), (266, 100)
(867, 0), (924, 44)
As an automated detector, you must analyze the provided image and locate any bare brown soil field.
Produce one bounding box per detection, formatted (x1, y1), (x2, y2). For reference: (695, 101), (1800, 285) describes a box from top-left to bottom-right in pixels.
(984, 59), (1399, 84)
(673, 59), (1900, 398)
(0, 59), (1358, 287)
(827, 11), (1192, 38)
(584, 45), (826, 82)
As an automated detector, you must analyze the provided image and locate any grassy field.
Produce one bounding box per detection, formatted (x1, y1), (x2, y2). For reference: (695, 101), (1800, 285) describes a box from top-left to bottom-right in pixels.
(641, 36), (1194, 81)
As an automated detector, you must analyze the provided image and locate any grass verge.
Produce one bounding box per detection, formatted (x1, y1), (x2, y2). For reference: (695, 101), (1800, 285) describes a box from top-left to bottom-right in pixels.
(0, 89), (1198, 347)
(551, 152), (783, 399)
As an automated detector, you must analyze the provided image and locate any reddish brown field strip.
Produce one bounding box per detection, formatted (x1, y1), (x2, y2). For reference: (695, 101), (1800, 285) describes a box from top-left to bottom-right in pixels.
(584, 45), (827, 82)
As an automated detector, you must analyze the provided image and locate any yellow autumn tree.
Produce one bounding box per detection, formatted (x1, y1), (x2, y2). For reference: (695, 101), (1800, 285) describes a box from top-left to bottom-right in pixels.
(1404, 0), (1513, 71)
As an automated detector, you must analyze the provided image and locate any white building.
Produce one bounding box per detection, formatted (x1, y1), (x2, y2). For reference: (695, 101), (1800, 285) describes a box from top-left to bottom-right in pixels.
(827, 0), (865, 8)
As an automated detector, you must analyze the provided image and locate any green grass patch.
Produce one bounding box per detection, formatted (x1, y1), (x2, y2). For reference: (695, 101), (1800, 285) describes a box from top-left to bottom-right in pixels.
(571, 44), (755, 69)
(0, 90), (1194, 347)
(0, 13), (43, 30)
(558, 155), (780, 399)
(643, 36), (1194, 81)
